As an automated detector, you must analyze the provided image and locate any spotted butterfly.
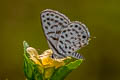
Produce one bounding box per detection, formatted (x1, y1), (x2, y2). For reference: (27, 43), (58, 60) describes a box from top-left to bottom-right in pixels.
(40, 9), (90, 59)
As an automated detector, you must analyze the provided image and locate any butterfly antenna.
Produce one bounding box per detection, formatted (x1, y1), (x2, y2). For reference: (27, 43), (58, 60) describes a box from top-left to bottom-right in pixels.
(88, 36), (96, 41)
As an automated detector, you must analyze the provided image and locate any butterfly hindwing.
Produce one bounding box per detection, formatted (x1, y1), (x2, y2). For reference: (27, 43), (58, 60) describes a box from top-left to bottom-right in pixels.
(57, 22), (90, 59)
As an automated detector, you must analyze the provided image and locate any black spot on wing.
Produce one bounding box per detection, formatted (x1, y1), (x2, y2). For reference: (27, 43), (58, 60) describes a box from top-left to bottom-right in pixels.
(82, 40), (85, 43)
(51, 14), (54, 16)
(72, 28), (75, 31)
(61, 35), (64, 38)
(55, 16), (59, 18)
(59, 40), (63, 44)
(70, 32), (73, 35)
(42, 15), (45, 18)
(47, 22), (51, 26)
(43, 20), (46, 22)
(50, 36), (58, 41)
(82, 35), (86, 38)
(45, 26), (48, 29)
(47, 18), (50, 20)
(67, 29), (71, 31)
(55, 20), (58, 23)
(78, 35), (81, 37)
(48, 39), (66, 57)
(69, 46), (71, 49)
(56, 30), (61, 34)
(59, 45), (66, 53)
(65, 40), (71, 44)
(59, 22), (62, 25)
(72, 42), (77, 47)
(79, 27), (81, 30)
(71, 37), (74, 39)
(70, 25), (73, 27)
(81, 31), (84, 34)
(65, 45), (67, 49)
(72, 28), (79, 34)
(51, 18), (54, 21)
(72, 48), (74, 51)
(64, 21), (67, 24)
(65, 34), (68, 37)
(51, 25), (58, 29)
(46, 13), (49, 16)
(75, 25), (78, 28)
(63, 30), (66, 33)
(60, 18), (63, 21)
(47, 32), (55, 35)
(68, 51), (71, 54)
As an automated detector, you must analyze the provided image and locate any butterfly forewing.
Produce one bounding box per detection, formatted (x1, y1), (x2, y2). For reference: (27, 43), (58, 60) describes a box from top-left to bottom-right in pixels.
(40, 9), (70, 58)
(57, 22), (89, 59)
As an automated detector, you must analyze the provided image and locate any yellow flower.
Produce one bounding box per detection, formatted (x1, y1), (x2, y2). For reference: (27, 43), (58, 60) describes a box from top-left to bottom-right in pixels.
(26, 47), (70, 69)
(26, 47), (42, 66)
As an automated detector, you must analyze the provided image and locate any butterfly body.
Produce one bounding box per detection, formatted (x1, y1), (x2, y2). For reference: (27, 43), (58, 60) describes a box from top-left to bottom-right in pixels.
(40, 9), (90, 59)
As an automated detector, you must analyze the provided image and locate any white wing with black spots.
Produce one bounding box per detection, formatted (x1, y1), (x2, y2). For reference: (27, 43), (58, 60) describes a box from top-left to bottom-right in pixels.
(40, 9), (70, 58)
(57, 22), (90, 59)
(40, 9), (90, 59)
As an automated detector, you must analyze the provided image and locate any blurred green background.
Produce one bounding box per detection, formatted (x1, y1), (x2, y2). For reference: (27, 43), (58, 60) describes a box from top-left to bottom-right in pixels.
(0, 0), (120, 80)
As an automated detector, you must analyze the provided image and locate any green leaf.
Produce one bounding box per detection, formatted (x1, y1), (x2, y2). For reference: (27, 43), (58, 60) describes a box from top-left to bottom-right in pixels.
(23, 41), (43, 80)
(23, 41), (29, 51)
(50, 59), (83, 80)
(44, 67), (55, 79)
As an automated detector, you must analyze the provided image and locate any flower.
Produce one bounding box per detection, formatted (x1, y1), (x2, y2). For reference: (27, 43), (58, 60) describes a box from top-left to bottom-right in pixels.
(26, 47), (69, 69)
(23, 41), (83, 80)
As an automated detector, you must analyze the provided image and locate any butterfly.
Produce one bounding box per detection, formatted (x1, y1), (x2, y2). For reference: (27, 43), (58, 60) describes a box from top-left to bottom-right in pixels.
(40, 9), (90, 59)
